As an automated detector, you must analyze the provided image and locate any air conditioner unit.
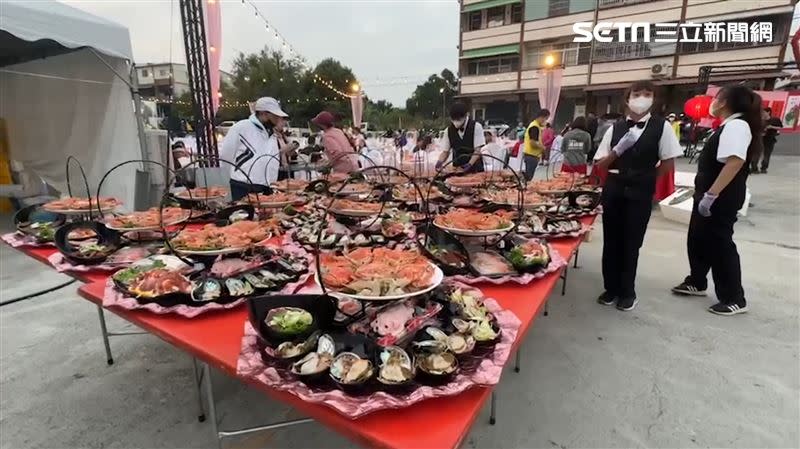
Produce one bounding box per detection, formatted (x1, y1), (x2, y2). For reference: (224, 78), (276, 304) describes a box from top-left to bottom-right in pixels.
(651, 63), (671, 78)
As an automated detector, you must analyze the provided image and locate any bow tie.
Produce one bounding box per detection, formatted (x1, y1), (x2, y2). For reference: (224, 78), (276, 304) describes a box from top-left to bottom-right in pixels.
(626, 119), (646, 129)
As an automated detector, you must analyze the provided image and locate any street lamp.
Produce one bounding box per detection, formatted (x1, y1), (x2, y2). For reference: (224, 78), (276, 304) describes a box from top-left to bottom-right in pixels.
(351, 83), (361, 93)
(544, 53), (556, 68)
(439, 87), (446, 122)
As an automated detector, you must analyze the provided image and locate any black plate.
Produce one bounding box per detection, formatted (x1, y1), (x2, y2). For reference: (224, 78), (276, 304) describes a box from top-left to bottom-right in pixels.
(496, 235), (551, 274)
(248, 294), (337, 347)
(215, 204), (255, 225)
(54, 221), (121, 265)
(567, 190), (601, 209)
(416, 223), (471, 276)
(14, 204), (66, 241)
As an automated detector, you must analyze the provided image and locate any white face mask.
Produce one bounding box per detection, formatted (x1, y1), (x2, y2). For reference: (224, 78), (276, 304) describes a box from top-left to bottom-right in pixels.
(628, 96), (653, 115)
(709, 99), (722, 118)
(451, 119), (465, 128)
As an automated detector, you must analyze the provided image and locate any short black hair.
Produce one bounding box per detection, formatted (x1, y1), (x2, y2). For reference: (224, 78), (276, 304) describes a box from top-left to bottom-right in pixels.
(450, 102), (468, 119)
(535, 109), (550, 118)
(624, 80), (657, 99)
(570, 116), (587, 131)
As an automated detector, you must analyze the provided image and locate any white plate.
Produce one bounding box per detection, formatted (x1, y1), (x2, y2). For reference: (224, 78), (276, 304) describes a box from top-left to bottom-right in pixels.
(432, 221), (515, 237)
(105, 215), (190, 232)
(44, 206), (117, 215)
(329, 208), (381, 217)
(174, 192), (226, 201)
(174, 246), (249, 256)
(316, 264), (443, 301)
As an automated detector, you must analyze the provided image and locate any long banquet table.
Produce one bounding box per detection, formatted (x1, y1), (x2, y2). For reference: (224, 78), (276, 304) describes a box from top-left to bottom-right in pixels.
(5, 215), (595, 449)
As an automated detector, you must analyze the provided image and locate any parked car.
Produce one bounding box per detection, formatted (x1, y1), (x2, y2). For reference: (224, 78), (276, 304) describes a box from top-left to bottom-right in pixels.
(216, 121), (236, 137)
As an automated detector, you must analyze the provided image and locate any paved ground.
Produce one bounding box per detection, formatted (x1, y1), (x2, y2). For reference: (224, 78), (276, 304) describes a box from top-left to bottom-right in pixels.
(1, 157), (798, 449)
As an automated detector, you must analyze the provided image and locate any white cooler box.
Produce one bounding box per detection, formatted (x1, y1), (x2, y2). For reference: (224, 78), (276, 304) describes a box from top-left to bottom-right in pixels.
(659, 186), (751, 225)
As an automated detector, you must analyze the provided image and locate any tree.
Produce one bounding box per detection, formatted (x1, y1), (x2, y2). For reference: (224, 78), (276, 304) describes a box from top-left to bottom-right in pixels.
(405, 69), (458, 125)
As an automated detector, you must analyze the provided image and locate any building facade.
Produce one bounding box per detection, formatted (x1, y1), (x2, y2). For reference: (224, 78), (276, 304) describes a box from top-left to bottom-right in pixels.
(458, 0), (797, 127)
(137, 62), (233, 99)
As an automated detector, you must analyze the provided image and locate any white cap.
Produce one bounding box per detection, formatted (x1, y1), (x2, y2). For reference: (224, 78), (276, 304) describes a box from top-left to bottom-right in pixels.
(254, 97), (288, 117)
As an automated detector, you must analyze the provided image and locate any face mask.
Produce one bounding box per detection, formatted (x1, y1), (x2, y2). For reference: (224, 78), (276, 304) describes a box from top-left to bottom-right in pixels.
(709, 99), (722, 118)
(451, 119), (465, 128)
(628, 96), (653, 115)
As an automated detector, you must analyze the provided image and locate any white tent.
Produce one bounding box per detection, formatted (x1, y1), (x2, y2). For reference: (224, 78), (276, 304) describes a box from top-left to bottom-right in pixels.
(0, 0), (144, 208)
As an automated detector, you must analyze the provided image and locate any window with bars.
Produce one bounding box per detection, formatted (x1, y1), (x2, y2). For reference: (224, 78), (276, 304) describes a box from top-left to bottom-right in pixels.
(487, 6), (506, 28)
(468, 11), (482, 31)
(524, 42), (592, 69)
(466, 55), (520, 75)
(548, 0), (570, 17)
(510, 3), (523, 23)
(592, 24), (677, 62)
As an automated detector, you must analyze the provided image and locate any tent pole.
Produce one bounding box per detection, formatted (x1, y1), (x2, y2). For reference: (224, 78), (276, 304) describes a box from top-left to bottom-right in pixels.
(130, 63), (149, 162)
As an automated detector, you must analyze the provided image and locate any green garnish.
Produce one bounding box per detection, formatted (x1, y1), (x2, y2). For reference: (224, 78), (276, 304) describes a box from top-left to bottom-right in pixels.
(113, 260), (166, 284)
(79, 243), (107, 255)
(269, 309), (313, 334)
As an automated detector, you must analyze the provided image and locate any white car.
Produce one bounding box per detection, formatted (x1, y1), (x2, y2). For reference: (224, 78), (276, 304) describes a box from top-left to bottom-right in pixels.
(216, 121), (236, 137)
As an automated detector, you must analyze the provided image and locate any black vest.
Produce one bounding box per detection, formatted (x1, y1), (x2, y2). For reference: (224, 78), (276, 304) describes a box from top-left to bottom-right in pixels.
(606, 116), (664, 199)
(695, 122), (749, 212)
(447, 119), (483, 171)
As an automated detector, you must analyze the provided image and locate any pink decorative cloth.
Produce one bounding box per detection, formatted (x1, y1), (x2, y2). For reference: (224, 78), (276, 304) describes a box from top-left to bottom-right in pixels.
(47, 253), (119, 273)
(1, 232), (52, 248)
(236, 285), (521, 419)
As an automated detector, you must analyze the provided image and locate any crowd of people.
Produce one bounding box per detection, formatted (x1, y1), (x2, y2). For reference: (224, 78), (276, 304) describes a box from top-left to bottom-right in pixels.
(172, 80), (783, 317)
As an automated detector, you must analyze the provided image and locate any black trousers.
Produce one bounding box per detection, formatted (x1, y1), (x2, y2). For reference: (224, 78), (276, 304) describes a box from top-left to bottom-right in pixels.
(601, 185), (653, 299)
(685, 200), (745, 305)
(229, 179), (269, 201)
(761, 139), (776, 171)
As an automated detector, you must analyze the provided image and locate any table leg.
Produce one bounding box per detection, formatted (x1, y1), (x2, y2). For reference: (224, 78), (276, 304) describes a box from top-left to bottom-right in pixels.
(514, 349), (521, 373)
(489, 391), (497, 425)
(543, 300), (549, 317)
(201, 362), (313, 445)
(193, 358), (206, 422)
(561, 265), (569, 297)
(573, 247), (580, 269)
(202, 363), (222, 449)
(96, 305), (114, 365)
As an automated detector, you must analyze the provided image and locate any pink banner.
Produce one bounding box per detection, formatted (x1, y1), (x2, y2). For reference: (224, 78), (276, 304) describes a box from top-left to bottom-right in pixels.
(350, 94), (363, 128)
(204, 0), (222, 113)
(537, 68), (563, 121)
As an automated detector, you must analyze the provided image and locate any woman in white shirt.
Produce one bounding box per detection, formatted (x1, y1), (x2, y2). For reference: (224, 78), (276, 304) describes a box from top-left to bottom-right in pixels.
(481, 130), (507, 172)
(671, 85), (762, 316)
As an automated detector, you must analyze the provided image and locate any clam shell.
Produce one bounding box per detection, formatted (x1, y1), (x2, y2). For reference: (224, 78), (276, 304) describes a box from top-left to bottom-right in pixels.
(317, 334), (335, 357)
(330, 352), (373, 384)
(416, 351), (458, 375)
(191, 278), (221, 302)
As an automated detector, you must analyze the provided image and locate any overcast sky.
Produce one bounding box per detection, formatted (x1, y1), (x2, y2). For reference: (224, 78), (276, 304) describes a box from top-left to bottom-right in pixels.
(61, 0), (460, 106)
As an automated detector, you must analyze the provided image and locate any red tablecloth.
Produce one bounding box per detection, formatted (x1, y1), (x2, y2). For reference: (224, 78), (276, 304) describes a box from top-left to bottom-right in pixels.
(589, 165), (675, 202)
(9, 216), (596, 449)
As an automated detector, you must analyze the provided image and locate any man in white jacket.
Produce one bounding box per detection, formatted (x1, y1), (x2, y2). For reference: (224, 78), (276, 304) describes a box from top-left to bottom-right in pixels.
(219, 97), (288, 200)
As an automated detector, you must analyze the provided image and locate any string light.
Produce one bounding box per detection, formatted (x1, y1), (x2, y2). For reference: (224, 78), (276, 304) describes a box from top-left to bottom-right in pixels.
(240, 0), (358, 100)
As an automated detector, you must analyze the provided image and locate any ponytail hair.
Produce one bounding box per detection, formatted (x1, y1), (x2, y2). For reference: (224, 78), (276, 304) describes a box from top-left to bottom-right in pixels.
(716, 85), (764, 161)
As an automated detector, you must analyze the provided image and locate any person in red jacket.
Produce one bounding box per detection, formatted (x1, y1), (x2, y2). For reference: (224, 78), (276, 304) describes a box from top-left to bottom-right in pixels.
(541, 123), (555, 166)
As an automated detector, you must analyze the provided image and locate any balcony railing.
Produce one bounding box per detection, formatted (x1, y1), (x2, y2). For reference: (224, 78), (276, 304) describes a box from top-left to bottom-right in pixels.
(592, 41), (676, 62)
(599, 0), (660, 8)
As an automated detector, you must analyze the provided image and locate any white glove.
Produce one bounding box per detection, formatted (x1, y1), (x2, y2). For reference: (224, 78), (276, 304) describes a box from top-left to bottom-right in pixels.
(612, 131), (639, 157)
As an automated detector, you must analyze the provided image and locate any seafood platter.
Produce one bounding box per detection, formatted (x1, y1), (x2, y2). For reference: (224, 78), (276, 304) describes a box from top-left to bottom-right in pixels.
(237, 280), (520, 417)
(109, 244), (311, 309)
(417, 223), (564, 284)
(43, 197), (120, 215)
(173, 186), (229, 202)
(317, 247), (444, 301)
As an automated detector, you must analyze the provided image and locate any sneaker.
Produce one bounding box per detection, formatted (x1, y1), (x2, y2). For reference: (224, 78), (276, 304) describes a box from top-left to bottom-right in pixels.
(761, 169), (768, 174)
(708, 302), (749, 316)
(597, 291), (616, 306)
(671, 281), (707, 296)
(616, 297), (638, 311)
